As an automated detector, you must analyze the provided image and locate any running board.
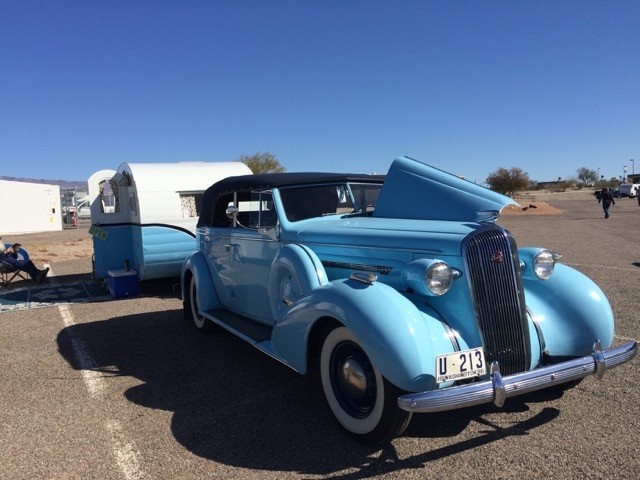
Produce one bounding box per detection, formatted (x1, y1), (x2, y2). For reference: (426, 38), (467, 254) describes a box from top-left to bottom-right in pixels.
(202, 308), (272, 344)
(201, 308), (300, 373)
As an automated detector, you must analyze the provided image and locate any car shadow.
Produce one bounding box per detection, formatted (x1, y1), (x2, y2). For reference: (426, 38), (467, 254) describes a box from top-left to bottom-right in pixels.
(57, 310), (560, 476)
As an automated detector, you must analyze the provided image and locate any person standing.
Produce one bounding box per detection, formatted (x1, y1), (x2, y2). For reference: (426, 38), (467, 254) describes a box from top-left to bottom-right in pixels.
(598, 188), (615, 219)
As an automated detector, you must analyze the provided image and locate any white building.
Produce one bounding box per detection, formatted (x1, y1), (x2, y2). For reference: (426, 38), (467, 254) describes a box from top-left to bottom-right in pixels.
(0, 180), (62, 235)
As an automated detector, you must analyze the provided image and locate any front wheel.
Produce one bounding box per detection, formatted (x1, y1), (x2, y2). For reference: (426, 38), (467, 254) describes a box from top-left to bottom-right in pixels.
(319, 326), (412, 444)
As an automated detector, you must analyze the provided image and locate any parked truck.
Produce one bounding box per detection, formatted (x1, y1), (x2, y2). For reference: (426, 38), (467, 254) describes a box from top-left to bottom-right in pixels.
(618, 183), (640, 198)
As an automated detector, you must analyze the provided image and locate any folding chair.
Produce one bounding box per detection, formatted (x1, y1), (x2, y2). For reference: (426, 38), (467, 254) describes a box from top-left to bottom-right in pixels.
(0, 258), (29, 288)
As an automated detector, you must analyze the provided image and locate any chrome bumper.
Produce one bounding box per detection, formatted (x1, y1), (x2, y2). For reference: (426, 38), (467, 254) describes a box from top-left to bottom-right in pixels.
(398, 340), (638, 413)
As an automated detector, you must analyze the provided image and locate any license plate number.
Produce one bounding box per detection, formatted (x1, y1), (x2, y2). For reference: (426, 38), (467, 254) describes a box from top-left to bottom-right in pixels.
(436, 347), (486, 383)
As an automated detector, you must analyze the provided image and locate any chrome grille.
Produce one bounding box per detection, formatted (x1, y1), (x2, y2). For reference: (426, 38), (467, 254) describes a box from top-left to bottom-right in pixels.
(463, 227), (530, 376)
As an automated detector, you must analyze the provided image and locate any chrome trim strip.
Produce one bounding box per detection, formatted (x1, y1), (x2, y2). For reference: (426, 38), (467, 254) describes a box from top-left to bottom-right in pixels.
(528, 307), (546, 360)
(349, 271), (378, 284)
(321, 260), (392, 275)
(442, 323), (461, 352)
(398, 340), (637, 413)
(491, 361), (506, 407)
(593, 340), (605, 380)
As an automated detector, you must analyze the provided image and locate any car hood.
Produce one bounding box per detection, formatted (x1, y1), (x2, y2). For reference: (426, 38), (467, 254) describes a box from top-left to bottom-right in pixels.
(290, 216), (482, 256)
(373, 156), (518, 222)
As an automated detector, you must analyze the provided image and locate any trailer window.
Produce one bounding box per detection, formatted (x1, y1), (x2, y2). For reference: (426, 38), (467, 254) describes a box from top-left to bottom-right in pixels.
(180, 193), (203, 218)
(99, 180), (117, 214)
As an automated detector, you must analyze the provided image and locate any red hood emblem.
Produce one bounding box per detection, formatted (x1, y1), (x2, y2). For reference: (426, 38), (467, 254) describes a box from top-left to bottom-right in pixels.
(491, 251), (504, 264)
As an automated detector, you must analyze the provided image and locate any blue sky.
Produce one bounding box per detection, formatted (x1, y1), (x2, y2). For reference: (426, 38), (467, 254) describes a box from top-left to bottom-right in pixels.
(1, 1), (638, 185)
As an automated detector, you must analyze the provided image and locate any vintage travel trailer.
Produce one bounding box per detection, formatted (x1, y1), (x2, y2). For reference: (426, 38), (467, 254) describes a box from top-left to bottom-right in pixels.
(89, 161), (252, 281)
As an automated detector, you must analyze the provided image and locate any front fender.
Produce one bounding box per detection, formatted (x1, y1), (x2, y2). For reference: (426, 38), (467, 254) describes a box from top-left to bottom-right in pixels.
(270, 278), (456, 392)
(524, 263), (614, 356)
(181, 251), (221, 311)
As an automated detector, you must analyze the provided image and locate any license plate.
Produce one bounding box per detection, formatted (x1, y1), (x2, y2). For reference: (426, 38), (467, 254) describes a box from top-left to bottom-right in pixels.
(436, 347), (486, 383)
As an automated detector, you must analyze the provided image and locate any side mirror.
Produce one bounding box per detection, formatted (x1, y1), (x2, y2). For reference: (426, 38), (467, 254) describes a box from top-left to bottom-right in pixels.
(226, 205), (239, 227)
(225, 205), (239, 219)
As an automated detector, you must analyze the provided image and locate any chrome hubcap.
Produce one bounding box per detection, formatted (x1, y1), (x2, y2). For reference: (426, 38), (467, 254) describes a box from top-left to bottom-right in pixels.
(340, 357), (368, 399)
(330, 340), (376, 418)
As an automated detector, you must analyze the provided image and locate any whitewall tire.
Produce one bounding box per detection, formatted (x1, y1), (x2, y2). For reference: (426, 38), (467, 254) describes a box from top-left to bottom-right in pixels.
(319, 326), (412, 444)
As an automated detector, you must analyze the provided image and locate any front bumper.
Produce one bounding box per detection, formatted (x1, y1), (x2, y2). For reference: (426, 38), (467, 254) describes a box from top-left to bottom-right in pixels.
(398, 340), (638, 413)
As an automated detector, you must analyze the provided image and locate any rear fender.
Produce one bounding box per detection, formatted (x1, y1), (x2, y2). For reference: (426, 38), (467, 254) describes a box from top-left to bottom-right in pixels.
(271, 278), (456, 392)
(181, 251), (221, 311)
(267, 243), (329, 320)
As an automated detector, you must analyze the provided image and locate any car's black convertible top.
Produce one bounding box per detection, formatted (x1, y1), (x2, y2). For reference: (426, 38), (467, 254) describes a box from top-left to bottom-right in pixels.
(197, 172), (384, 228)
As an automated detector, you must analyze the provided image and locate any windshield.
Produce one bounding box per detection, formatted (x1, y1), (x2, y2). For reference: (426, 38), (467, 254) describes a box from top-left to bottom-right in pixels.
(279, 183), (382, 222)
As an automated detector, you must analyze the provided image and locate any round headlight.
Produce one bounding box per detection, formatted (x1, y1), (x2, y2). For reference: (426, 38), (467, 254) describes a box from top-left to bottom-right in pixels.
(534, 250), (555, 279)
(426, 262), (453, 295)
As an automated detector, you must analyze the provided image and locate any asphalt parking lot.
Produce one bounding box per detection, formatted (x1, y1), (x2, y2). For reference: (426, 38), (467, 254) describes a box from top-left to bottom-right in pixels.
(1, 196), (639, 480)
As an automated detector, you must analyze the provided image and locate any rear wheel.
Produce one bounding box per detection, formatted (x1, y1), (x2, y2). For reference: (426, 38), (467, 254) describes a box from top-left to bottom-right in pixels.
(319, 326), (412, 444)
(185, 276), (216, 332)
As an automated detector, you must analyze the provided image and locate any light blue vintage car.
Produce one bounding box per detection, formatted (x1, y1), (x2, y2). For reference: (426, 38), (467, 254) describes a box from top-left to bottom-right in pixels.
(181, 156), (637, 444)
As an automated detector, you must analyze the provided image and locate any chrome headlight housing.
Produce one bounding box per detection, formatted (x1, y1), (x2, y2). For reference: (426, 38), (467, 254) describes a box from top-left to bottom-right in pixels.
(533, 249), (561, 280)
(402, 259), (458, 296)
(426, 262), (454, 295)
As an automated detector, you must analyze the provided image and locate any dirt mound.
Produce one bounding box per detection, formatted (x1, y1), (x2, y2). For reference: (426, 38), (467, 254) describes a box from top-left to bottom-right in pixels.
(501, 202), (562, 215)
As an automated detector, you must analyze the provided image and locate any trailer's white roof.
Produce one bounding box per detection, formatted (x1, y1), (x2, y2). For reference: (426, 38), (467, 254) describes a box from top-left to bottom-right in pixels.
(116, 161), (252, 192)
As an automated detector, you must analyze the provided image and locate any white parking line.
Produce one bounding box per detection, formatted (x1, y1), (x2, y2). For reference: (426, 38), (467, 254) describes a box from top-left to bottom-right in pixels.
(59, 304), (106, 399)
(54, 267), (149, 480)
(105, 420), (147, 480)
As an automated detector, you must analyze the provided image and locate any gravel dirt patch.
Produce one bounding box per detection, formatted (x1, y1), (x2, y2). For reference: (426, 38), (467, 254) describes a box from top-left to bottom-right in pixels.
(1, 227), (93, 264)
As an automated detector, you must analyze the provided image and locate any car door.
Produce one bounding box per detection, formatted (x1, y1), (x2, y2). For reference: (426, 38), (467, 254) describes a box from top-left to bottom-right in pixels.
(200, 192), (234, 306)
(226, 191), (281, 323)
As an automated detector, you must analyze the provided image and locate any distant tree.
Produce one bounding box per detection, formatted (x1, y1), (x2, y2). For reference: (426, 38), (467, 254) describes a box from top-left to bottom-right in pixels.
(239, 152), (285, 173)
(576, 167), (597, 186)
(485, 167), (530, 196)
